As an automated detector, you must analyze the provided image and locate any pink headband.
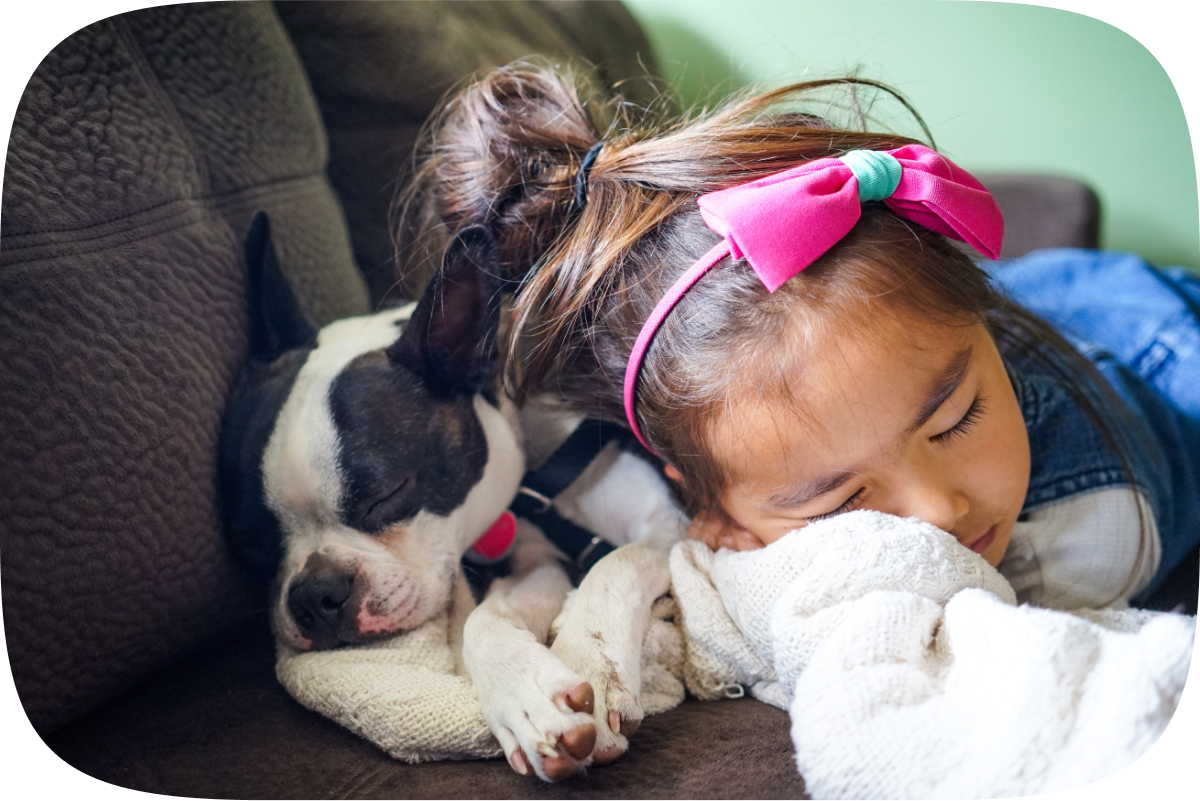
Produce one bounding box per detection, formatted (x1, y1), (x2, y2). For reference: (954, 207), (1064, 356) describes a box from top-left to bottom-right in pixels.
(622, 144), (1005, 454)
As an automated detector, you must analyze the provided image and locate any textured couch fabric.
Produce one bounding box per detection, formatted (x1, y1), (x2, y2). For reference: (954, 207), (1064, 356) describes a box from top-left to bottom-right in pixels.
(1, 1), (370, 736)
(274, 0), (665, 304)
(47, 614), (808, 799)
(4, 2), (1163, 798)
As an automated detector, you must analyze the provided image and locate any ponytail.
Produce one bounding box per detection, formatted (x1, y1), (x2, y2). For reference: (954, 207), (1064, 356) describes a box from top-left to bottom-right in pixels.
(394, 61), (619, 292)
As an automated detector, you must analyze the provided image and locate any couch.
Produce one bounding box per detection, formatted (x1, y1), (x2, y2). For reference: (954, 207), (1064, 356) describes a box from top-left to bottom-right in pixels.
(2, 2), (1193, 798)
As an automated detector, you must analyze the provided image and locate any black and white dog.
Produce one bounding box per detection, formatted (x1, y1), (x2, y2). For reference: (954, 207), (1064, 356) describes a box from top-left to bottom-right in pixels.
(220, 214), (685, 781)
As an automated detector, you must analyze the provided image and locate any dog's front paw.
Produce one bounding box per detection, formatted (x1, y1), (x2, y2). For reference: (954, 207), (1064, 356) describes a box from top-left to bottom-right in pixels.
(468, 622), (600, 781)
(549, 615), (645, 765)
(482, 647), (595, 777)
(499, 680), (598, 781)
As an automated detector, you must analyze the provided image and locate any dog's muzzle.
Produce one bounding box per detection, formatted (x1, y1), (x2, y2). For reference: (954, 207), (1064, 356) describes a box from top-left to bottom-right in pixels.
(286, 552), (360, 650)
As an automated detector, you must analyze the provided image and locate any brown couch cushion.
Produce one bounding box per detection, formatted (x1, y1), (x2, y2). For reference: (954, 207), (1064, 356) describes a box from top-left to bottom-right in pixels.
(0, 2), (370, 734)
(275, 0), (662, 303)
(48, 615), (809, 799)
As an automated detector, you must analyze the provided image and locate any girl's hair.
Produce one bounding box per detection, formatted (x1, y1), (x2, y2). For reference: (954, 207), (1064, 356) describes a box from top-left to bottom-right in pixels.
(398, 61), (1145, 520)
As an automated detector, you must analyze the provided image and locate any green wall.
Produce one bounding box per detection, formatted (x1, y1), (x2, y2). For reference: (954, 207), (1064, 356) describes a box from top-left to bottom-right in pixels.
(624, 1), (1198, 270)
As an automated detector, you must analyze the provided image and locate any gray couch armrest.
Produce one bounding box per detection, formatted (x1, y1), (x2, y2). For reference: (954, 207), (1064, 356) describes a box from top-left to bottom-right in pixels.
(977, 173), (1101, 257)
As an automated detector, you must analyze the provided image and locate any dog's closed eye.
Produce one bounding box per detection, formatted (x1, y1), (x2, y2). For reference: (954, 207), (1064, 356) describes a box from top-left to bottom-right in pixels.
(353, 474), (418, 533)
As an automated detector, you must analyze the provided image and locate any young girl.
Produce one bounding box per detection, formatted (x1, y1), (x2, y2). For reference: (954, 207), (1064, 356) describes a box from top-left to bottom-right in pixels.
(401, 63), (1200, 611)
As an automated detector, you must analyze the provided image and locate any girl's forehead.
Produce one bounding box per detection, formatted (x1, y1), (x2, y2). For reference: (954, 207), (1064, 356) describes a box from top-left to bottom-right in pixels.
(711, 316), (983, 479)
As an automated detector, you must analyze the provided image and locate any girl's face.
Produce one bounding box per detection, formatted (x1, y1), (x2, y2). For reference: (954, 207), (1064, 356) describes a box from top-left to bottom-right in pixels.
(708, 315), (1030, 567)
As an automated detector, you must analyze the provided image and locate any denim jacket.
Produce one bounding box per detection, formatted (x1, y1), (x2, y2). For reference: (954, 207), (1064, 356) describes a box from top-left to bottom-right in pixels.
(990, 250), (1200, 601)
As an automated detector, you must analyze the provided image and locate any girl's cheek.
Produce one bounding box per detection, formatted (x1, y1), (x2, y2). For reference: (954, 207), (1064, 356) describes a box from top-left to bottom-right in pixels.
(686, 511), (730, 550)
(732, 525), (769, 551)
(687, 510), (771, 551)
(965, 393), (1031, 523)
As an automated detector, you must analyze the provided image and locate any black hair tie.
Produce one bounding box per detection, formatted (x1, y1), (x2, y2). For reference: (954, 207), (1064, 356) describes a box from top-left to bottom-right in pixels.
(573, 142), (605, 213)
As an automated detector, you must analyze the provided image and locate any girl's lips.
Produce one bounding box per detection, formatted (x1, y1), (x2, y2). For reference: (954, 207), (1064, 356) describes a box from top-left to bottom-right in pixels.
(969, 526), (997, 555)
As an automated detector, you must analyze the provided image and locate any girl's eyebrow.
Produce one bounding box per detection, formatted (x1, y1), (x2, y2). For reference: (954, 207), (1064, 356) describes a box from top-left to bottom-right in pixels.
(763, 346), (974, 510)
(765, 471), (855, 509)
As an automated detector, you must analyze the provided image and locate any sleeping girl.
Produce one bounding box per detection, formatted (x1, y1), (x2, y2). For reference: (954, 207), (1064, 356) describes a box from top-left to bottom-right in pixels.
(401, 63), (1199, 613)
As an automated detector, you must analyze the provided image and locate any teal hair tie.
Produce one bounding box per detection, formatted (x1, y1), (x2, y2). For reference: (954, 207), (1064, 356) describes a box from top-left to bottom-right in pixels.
(838, 150), (902, 202)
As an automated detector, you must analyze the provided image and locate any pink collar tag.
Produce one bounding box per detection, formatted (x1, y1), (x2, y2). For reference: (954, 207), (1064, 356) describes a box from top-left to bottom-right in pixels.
(470, 510), (517, 562)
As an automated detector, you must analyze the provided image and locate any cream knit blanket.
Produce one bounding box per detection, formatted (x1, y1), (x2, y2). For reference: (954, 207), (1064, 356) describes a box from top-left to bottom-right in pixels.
(276, 589), (685, 764)
(669, 509), (1196, 799)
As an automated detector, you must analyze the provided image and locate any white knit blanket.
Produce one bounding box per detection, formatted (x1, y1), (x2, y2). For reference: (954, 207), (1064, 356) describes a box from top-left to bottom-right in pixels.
(276, 591), (685, 764)
(669, 510), (1196, 799)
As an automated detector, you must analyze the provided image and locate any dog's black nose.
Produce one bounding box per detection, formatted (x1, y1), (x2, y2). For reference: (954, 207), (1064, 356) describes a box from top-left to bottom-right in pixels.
(288, 571), (352, 644)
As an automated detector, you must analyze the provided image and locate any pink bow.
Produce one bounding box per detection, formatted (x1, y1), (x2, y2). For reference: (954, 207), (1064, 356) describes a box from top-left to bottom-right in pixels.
(623, 144), (1005, 454)
(699, 144), (1003, 291)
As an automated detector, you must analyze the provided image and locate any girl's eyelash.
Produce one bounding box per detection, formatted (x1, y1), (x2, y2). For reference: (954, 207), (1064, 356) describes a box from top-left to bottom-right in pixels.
(805, 487), (866, 522)
(932, 394), (987, 444)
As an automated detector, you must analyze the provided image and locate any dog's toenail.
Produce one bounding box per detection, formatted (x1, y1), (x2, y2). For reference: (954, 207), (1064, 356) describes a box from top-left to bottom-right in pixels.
(536, 742), (559, 759)
(543, 756), (577, 782)
(561, 723), (597, 759)
(511, 748), (531, 776)
(568, 683), (595, 714)
(608, 710), (621, 733)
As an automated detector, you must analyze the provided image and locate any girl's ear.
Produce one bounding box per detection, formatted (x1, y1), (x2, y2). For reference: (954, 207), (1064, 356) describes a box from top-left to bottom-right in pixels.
(664, 464), (687, 487)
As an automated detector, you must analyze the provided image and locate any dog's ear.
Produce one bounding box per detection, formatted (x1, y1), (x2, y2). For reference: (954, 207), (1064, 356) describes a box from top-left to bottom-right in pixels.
(244, 211), (317, 361)
(388, 225), (502, 394)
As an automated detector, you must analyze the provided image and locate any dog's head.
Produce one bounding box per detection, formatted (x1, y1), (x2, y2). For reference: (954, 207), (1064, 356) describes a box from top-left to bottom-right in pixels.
(220, 213), (523, 651)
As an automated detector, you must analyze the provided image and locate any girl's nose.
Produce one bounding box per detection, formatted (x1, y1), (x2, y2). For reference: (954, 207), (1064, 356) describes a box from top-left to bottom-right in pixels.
(894, 466), (970, 536)
(907, 488), (970, 536)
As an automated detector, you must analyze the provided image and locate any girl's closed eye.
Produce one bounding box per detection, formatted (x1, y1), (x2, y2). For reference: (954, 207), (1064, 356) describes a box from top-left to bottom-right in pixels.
(932, 394), (987, 444)
(803, 394), (986, 524)
(805, 487), (866, 522)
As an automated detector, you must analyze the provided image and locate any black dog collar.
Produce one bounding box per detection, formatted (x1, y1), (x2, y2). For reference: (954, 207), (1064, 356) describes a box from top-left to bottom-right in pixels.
(510, 418), (632, 578)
